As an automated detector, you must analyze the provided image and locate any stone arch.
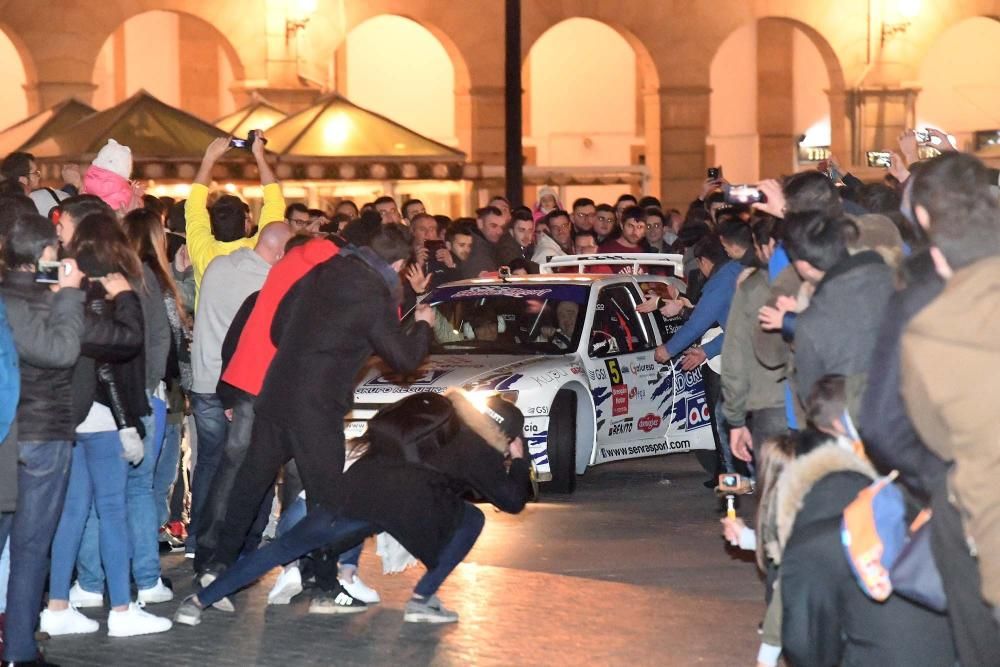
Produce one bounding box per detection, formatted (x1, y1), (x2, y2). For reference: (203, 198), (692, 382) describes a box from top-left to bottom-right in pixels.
(914, 14), (1000, 151)
(90, 9), (247, 118)
(708, 15), (849, 178)
(522, 15), (662, 200)
(0, 20), (37, 122)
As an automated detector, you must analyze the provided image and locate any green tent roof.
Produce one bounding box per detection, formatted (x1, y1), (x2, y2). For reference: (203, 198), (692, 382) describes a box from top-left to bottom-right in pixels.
(0, 98), (95, 156)
(266, 93), (464, 161)
(28, 90), (228, 161)
(216, 95), (288, 138)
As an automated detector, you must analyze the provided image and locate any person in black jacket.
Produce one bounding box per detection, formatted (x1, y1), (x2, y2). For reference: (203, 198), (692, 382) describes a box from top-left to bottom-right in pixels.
(0, 213), (85, 666)
(175, 389), (530, 625)
(207, 224), (435, 580)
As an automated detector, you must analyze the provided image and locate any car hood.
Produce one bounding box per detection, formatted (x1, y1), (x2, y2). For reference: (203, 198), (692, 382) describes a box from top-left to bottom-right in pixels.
(353, 354), (576, 404)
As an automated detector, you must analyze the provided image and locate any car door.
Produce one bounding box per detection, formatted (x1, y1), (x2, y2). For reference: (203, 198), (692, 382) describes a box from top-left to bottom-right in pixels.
(580, 283), (660, 458)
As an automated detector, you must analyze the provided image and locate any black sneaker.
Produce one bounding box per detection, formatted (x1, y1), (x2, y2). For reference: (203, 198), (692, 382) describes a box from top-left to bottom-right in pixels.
(307, 589), (367, 615)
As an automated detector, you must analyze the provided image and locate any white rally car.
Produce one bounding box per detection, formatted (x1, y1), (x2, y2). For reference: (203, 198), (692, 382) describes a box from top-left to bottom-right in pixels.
(346, 254), (716, 493)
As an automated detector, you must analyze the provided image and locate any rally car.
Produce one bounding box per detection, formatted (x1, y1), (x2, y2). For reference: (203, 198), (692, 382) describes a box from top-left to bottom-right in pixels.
(346, 254), (716, 494)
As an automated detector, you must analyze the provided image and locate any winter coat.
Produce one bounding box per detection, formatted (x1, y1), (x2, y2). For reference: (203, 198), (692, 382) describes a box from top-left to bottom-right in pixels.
(777, 443), (956, 667)
(665, 260), (741, 359)
(859, 249), (946, 503)
(496, 233), (534, 267)
(793, 251), (894, 418)
(256, 249), (432, 436)
(901, 254), (1000, 607)
(70, 286), (147, 434)
(531, 232), (567, 265)
(83, 164), (141, 213)
(0, 297), (16, 511)
(461, 230), (499, 278)
(0, 272), (85, 441)
(721, 269), (786, 427)
(134, 263), (170, 392)
(191, 247), (271, 393)
(337, 390), (530, 567)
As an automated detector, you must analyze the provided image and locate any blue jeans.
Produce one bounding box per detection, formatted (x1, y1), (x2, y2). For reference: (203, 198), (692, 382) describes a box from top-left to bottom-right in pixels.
(188, 392), (228, 554)
(2, 440), (72, 663)
(199, 507), (373, 608)
(51, 432), (130, 607)
(0, 523), (10, 613)
(79, 397), (167, 592)
(154, 419), (183, 528)
(276, 495), (361, 568)
(413, 502), (484, 598)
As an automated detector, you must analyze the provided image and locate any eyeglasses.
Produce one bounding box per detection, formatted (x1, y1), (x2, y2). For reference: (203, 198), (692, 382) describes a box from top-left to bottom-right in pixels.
(575, 212), (596, 219)
(28, 170), (40, 178)
(596, 215), (615, 224)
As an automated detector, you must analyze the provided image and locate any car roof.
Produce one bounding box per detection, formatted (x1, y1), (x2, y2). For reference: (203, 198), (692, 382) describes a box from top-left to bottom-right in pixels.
(435, 273), (649, 289)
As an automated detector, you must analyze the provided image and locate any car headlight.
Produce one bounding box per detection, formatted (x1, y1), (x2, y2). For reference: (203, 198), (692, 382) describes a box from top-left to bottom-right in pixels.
(466, 389), (519, 412)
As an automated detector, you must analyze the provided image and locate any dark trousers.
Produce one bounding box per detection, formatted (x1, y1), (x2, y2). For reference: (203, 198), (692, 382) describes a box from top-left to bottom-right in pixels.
(695, 367), (723, 477)
(930, 475), (1000, 665)
(213, 413), (345, 570)
(195, 395), (270, 572)
(188, 392), (229, 554)
(1, 440), (73, 663)
(199, 502), (485, 607)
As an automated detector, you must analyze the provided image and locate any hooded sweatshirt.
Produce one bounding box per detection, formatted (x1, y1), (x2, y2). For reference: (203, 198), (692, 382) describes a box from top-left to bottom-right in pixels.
(191, 247), (271, 394)
(901, 254), (1000, 607)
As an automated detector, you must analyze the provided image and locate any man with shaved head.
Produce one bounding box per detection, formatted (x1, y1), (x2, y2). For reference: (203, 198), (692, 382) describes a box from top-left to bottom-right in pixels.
(187, 221), (291, 560)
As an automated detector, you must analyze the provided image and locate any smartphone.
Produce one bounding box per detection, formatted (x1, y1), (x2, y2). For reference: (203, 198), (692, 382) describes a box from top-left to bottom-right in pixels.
(424, 239), (447, 254)
(707, 166), (722, 180)
(866, 151), (892, 168)
(914, 129), (931, 143)
(229, 129), (267, 151)
(35, 260), (61, 284)
(723, 184), (766, 205)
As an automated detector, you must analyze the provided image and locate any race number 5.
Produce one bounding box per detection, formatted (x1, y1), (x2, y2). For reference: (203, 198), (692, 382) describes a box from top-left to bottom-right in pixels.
(605, 359), (623, 386)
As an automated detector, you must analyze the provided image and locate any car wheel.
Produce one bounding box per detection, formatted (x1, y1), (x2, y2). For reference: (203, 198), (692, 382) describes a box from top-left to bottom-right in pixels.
(542, 390), (577, 494)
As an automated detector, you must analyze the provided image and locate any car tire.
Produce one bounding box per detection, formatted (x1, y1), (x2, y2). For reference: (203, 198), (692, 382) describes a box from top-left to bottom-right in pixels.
(542, 390), (577, 494)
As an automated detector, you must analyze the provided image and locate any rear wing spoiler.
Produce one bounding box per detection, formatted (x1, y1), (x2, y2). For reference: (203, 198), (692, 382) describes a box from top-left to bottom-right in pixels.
(539, 253), (685, 277)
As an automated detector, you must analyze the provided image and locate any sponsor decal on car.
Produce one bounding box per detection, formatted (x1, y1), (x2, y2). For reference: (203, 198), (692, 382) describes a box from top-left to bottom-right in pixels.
(588, 367), (608, 382)
(608, 418), (633, 436)
(629, 387), (646, 400)
(451, 286), (552, 299)
(628, 361), (656, 377)
(605, 359), (623, 386)
(612, 385), (629, 416)
(637, 413), (662, 433)
(531, 368), (572, 386)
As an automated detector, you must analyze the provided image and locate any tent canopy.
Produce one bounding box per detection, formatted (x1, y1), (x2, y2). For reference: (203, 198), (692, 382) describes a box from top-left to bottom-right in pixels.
(215, 95), (287, 138)
(0, 98), (95, 157)
(266, 93), (464, 162)
(28, 90), (228, 161)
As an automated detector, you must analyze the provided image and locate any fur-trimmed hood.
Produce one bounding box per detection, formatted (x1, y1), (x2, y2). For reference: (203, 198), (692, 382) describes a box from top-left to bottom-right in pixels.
(445, 388), (509, 453)
(774, 442), (876, 561)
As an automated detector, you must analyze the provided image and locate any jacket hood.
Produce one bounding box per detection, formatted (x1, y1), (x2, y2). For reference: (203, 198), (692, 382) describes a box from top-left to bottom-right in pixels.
(445, 388), (509, 453)
(775, 442), (876, 558)
(814, 250), (889, 298)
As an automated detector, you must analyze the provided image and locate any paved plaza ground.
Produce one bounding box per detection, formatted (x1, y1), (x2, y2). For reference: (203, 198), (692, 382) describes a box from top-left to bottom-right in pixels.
(45, 454), (762, 666)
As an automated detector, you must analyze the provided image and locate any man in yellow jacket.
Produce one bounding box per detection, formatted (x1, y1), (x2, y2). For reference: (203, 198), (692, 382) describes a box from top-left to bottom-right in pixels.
(185, 132), (286, 306)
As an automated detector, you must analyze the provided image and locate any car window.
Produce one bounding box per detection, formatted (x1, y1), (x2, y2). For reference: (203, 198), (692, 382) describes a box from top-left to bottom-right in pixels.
(650, 309), (686, 345)
(412, 283), (591, 355)
(588, 284), (655, 358)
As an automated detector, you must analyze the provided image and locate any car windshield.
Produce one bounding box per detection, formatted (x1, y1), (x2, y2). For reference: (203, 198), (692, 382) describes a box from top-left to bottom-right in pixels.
(409, 283), (591, 355)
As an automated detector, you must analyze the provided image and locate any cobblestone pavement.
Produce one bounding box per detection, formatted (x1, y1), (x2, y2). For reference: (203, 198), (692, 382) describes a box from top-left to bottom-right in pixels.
(44, 454), (763, 666)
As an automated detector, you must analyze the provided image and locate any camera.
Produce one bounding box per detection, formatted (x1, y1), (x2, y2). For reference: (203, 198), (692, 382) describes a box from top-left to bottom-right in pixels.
(424, 239), (446, 254)
(35, 260), (62, 284)
(498, 265), (512, 280)
(723, 184), (766, 205)
(866, 151), (892, 168)
(914, 129), (931, 143)
(230, 129), (267, 150)
(707, 166), (722, 180)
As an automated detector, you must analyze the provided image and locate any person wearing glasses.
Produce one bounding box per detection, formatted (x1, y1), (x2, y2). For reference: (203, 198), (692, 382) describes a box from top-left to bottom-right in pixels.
(599, 205), (648, 258)
(1, 151), (83, 216)
(593, 204), (619, 245)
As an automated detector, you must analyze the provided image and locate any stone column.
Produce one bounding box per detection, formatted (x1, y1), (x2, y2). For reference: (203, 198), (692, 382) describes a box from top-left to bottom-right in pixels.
(757, 20), (796, 179)
(650, 86), (711, 211)
(455, 84), (506, 166)
(25, 81), (98, 113)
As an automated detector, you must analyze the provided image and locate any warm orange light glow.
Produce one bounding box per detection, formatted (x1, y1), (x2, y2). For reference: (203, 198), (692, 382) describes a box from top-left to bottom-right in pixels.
(896, 0), (921, 20)
(322, 113), (351, 146)
(290, 0), (317, 22)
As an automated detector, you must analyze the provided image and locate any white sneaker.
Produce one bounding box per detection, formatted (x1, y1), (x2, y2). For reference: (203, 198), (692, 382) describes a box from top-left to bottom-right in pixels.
(137, 578), (174, 604)
(267, 565), (303, 605)
(39, 606), (100, 636)
(198, 572), (235, 612)
(340, 575), (380, 604)
(107, 602), (172, 637)
(69, 581), (105, 609)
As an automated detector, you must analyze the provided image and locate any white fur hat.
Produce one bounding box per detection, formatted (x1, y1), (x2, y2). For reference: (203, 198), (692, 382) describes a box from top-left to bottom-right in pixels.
(91, 139), (132, 179)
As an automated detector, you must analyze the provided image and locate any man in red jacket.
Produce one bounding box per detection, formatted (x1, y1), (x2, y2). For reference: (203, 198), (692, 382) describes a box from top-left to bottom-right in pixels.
(193, 235), (338, 602)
